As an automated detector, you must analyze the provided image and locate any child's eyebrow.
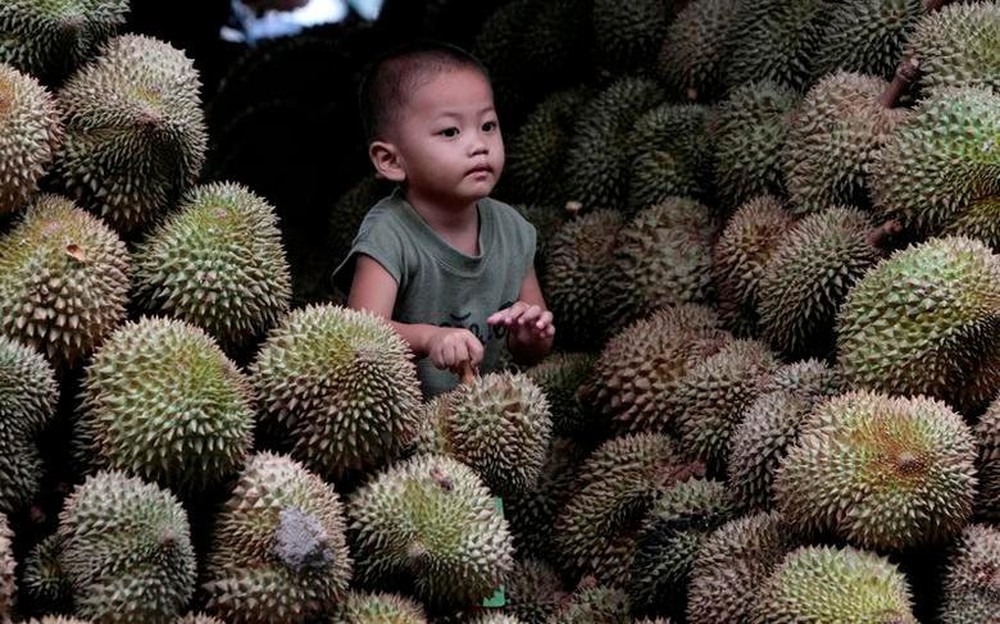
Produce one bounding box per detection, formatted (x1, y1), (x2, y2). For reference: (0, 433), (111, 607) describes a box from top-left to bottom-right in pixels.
(434, 106), (497, 120)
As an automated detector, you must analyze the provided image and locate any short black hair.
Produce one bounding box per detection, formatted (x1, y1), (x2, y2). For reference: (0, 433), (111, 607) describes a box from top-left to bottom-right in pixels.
(358, 39), (490, 142)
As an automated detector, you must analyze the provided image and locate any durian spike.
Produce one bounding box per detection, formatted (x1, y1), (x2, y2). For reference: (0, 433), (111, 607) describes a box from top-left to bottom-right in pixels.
(866, 219), (904, 249)
(879, 57), (921, 108)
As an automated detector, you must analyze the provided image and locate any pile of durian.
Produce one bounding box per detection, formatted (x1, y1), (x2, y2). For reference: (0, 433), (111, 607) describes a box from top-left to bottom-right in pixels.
(1, 0), (1000, 622)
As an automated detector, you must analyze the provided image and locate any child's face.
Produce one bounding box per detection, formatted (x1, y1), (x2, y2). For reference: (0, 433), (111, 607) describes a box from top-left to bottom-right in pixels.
(388, 67), (504, 207)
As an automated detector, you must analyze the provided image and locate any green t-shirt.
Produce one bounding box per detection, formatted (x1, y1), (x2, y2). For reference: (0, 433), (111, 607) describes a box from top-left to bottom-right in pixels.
(333, 190), (537, 398)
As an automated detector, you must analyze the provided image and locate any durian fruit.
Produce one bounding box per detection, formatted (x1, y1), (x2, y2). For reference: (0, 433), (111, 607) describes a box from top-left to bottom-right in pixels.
(756, 207), (886, 359)
(553, 433), (699, 586)
(812, 0), (924, 80)
(711, 82), (799, 209)
(673, 339), (780, 473)
(782, 71), (910, 215)
(250, 304), (422, 480)
(544, 581), (631, 624)
(626, 105), (713, 213)
(22, 531), (69, 611)
(728, 360), (842, 511)
(24, 471), (196, 623)
(628, 479), (739, 618)
(774, 390), (977, 551)
(52, 34), (208, 234)
(603, 198), (717, 333)
(176, 615), (225, 624)
(468, 616), (523, 624)
(503, 88), (590, 206)
(132, 182), (292, 348)
(348, 454), (514, 609)
(203, 453), (353, 624)
(415, 372), (553, 497)
(524, 353), (596, 439)
(976, 396), (1000, 520)
(0, 334), (58, 514)
(504, 437), (587, 559)
(939, 524), (1000, 624)
(942, 196), (1000, 252)
(870, 87), (1000, 238)
(712, 195), (796, 337)
(0, 0), (129, 84)
(656, 0), (742, 102)
(686, 512), (801, 624)
(331, 591), (427, 623)
(543, 210), (624, 351)
(0, 514), (13, 621)
(591, 0), (667, 74)
(472, 0), (540, 127)
(906, 2), (1000, 94)
(0, 194), (129, 368)
(76, 316), (255, 493)
(836, 236), (1000, 414)
(0, 62), (61, 215)
(724, 0), (834, 92)
(503, 559), (565, 623)
(23, 618), (91, 624)
(586, 304), (731, 434)
(565, 77), (665, 212)
(751, 545), (916, 623)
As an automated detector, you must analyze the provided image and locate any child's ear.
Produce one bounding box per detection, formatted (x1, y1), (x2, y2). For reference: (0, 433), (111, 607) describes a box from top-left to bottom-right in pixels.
(369, 141), (406, 182)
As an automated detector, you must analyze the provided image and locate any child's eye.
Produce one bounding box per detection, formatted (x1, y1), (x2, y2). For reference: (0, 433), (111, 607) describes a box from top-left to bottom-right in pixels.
(438, 127), (459, 138)
(482, 120), (498, 132)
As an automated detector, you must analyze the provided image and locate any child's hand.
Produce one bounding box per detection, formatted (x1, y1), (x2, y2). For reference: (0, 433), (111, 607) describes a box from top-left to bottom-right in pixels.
(427, 327), (484, 376)
(487, 301), (555, 347)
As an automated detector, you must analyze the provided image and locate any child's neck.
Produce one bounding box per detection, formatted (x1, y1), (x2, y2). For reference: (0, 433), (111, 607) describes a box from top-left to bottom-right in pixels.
(406, 191), (481, 256)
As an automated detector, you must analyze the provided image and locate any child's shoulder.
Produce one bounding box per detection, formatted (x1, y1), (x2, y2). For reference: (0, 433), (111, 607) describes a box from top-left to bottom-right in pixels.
(481, 196), (535, 232)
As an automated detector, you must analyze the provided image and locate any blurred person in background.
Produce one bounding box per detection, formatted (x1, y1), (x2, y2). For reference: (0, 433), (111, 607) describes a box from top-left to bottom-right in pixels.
(222, 0), (383, 44)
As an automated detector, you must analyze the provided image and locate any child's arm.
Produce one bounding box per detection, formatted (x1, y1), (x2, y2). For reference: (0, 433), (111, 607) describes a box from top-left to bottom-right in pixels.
(487, 267), (554, 366)
(348, 255), (485, 373)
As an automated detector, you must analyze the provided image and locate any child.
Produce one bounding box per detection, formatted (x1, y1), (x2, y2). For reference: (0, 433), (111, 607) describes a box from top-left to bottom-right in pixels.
(333, 40), (555, 398)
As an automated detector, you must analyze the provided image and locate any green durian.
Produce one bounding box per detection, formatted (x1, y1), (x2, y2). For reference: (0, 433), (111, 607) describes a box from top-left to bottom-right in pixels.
(331, 591), (427, 623)
(0, 335), (58, 513)
(870, 87), (1000, 236)
(782, 71), (910, 215)
(628, 479), (740, 618)
(524, 352), (597, 439)
(543, 210), (624, 351)
(0, 0), (129, 84)
(29, 471), (196, 623)
(504, 88), (590, 206)
(22, 532), (70, 611)
(724, 0), (834, 91)
(774, 390), (977, 551)
(472, 0), (539, 125)
(132, 182), (292, 348)
(836, 236), (1000, 414)
(24, 617), (91, 624)
(711, 82), (799, 209)
(939, 524), (1000, 624)
(469, 615), (524, 624)
(591, 0), (667, 74)
(656, 0), (741, 102)
(250, 304), (422, 480)
(626, 104), (713, 213)
(686, 512), (800, 624)
(712, 195), (795, 336)
(942, 195), (1000, 252)
(203, 453), (353, 624)
(516, 0), (591, 90)
(586, 304), (731, 434)
(756, 207), (886, 359)
(752, 546), (916, 623)
(416, 372), (553, 497)
(727, 360), (842, 511)
(565, 77), (666, 212)
(813, 0), (924, 80)
(348, 454), (513, 609)
(176, 615), (225, 624)
(975, 395), (1000, 520)
(0, 62), (61, 214)
(553, 433), (697, 586)
(77, 316), (254, 493)
(907, 2), (1000, 93)
(0, 514), (12, 621)
(0, 193), (129, 368)
(503, 558), (565, 623)
(52, 34), (207, 233)
(603, 197), (717, 333)
(544, 582), (630, 624)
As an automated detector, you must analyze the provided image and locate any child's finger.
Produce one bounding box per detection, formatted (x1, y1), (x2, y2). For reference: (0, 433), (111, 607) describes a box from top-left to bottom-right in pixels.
(535, 310), (554, 329)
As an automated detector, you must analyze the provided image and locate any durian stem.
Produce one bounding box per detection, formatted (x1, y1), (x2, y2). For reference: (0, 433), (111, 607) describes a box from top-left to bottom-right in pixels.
(922, 0), (954, 12)
(879, 58), (921, 108)
(866, 219), (903, 249)
(459, 361), (476, 385)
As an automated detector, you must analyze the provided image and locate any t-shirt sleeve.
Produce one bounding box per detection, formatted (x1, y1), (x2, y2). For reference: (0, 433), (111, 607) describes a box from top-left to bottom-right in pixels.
(331, 207), (407, 294)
